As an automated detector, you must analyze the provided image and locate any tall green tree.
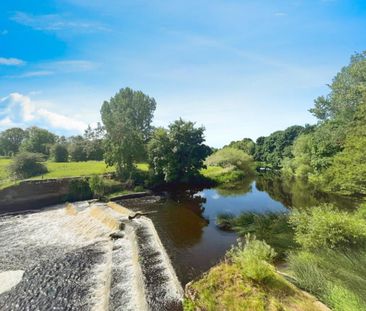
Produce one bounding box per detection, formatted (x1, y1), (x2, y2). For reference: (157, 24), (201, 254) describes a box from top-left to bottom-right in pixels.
(20, 127), (57, 155)
(286, 51), (366, 183)
(0, 127), (26, 156)
(101, 88), (156, 177)
(148, 119), (210, 183)
(321, 96), (366, 195)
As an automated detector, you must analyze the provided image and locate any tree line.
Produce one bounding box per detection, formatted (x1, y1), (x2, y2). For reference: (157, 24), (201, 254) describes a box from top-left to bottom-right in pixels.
(0, 124), (105, 162)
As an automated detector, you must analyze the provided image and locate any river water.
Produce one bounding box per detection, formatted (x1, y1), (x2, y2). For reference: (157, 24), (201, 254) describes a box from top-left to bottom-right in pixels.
(119, 174), (358, 285)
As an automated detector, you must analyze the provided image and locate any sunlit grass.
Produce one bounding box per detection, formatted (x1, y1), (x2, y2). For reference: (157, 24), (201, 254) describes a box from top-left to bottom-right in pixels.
(0, 158), (149, 190)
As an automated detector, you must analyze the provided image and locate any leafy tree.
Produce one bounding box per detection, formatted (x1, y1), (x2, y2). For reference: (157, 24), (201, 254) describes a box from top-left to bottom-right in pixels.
(254, 125), (305, 168)
(8, 152), (48, 179)
(83, 123), (105, 160)
(68, 136), (88, 162)
(51, 144), (69, 162)
(0, 127), (26, 156)
(320, 97), (366, 195)
(20, 127), (57, 155)
(285, 52), (366, 185)
(226, 138), (255, 155)
(101, 88), (156, 177)
(148, 119), (210, 183)
(310, 51), (366, 124)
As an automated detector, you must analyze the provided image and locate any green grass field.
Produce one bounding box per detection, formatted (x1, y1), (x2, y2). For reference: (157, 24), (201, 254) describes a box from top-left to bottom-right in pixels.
(0, 158), (149, 190)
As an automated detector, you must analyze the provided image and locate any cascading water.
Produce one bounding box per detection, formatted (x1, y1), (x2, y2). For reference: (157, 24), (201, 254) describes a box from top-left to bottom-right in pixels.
(0, 201), (183, 310)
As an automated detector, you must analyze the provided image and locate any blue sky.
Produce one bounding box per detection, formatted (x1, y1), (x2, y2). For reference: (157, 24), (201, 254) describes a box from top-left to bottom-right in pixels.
(1, 0), (366, 147)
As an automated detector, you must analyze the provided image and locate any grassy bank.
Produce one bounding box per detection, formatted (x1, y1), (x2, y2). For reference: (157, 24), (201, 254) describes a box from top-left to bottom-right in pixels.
(0, 158), (149, 190)
(200, 166), (249, 184)
(184, 237), (326, 311)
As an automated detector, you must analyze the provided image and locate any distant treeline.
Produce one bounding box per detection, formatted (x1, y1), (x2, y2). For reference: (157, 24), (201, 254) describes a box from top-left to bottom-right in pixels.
(225, 51), (366, 196)
(0, 123), (105, 162)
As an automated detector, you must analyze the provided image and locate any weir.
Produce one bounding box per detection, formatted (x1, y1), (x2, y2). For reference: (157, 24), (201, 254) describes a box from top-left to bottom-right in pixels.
(0, 201), (183, 310)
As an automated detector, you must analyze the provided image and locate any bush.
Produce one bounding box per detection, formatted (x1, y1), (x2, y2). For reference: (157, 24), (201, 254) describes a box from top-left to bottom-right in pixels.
(51, 144), (69, 162)
(205, 147), (255, 173)
(228, 235), (276, 282)
(8, 152), (48, 179)
(67, 178), (92, 201)
(68, 143), (87, 162)
(89, 175), (122, 198)
(217, 212), (295, 258)
(289, 204), (366, 250)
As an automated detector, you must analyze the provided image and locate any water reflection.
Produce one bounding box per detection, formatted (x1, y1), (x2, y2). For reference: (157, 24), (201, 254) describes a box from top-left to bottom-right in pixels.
(119, 174), (358, 285)
(256, 174), (358, 210)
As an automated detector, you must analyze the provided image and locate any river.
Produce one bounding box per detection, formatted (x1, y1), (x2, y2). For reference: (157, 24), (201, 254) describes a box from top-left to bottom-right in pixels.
(119, 174), (358, 285)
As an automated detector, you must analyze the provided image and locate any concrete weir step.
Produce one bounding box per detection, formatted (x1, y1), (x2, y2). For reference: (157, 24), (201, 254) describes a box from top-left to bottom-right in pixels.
(0, 201), (183, 311)
(107, 203), (183, 311)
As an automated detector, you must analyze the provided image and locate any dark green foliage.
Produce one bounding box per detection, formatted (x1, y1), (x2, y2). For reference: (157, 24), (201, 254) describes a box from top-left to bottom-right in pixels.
(68, 136), (88, 162)
(8, 152), (48, 179)
(0, 127), (26, 156)
(20, 127), (57, 155)
(101, 87), (156, 177)
(254, 125), (305, 168)
(89, 175), (121, 198)
(67, 178), (92, 201)
(148, 119), (211, 183)
(83, 123), (105, 161)
(51, 144), (69, 162)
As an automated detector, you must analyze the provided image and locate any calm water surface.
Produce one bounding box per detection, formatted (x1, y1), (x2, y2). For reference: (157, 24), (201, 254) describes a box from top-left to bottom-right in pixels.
(119, 174), (357, 285)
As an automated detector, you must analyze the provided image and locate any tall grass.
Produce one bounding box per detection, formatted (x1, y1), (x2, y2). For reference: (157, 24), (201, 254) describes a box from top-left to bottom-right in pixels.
(217, 212), (295, 258)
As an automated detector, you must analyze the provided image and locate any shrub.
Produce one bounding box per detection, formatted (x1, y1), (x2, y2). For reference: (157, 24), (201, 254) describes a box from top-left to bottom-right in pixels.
(205, 147), (255, 173)
(8, 152), (48, 179)
(217, 212), (295, 258)
(289, 204), (366, 250)
(67, 178), (92, 201)
(228, 235), (276, 282)
(68, 143), (87, 162)
(89, 175), (122, 198)
(51, 144), (69, 162)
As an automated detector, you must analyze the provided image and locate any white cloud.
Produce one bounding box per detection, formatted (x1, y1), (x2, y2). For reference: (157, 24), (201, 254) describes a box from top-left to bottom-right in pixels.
(17, 71), (54, 78)
(8, 60), (96, 78)
(37, 109), (86, 132)
(0, 93), (87, 133)
(43, 60), (97, 72)
(11, 12), (109, 33)
(0, 117), (13, 127)
(0, 57), (25, 66)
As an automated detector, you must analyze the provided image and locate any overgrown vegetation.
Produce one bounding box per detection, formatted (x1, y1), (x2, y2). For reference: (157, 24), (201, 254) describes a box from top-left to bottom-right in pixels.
(287, 204), (366, 310)
(185, 236), (324, 311)
(203, 147), (254, 184)
(216, 212), (295, 258)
